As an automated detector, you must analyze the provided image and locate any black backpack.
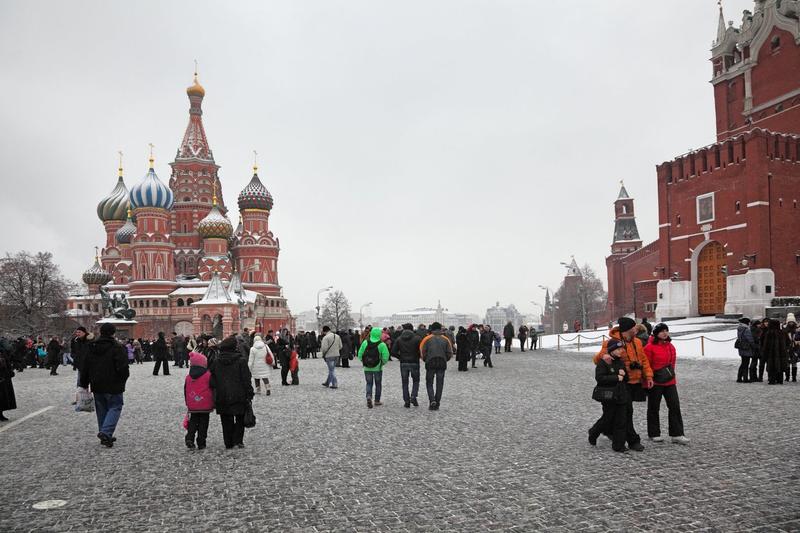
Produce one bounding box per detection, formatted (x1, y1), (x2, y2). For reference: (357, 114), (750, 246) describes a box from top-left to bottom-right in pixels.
(362, 341), (381, 368)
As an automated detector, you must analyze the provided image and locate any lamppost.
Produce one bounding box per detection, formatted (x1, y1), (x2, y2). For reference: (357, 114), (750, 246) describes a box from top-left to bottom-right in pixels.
(359, 302), (373, 330)
(530, 301), (543, 328)
(316, 286), (333, 333)
(538, 285), (556, 335)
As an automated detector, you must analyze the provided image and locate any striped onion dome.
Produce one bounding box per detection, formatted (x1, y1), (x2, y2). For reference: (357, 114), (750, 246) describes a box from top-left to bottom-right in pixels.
(197, 203), (233, 239)
(129, 157), (174, 211)
(82, 257), (112, 286)
(115, 209), (136, 244)
(96, 174), (130, 222)
(237, 167), (273, 211)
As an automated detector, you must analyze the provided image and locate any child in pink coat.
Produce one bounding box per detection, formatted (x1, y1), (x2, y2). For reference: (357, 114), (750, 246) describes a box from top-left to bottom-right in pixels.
(184, 352), (214, 449)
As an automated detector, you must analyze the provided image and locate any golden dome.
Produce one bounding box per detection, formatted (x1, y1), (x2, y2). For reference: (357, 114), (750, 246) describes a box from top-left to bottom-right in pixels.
(187, 74), (205, 97)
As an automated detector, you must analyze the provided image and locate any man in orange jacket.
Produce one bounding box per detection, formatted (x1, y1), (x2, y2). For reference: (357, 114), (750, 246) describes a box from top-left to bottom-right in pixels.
(593, 316), (654, 451)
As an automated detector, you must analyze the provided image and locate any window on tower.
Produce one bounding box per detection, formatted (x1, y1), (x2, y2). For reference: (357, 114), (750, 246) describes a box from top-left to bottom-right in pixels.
(771, 35), (781, 51)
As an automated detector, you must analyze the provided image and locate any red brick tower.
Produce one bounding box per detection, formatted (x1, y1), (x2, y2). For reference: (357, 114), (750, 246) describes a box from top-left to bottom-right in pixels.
(234, 164), (279, 289)
(169, 73), (225, 277)
(610, 182), (642, 255)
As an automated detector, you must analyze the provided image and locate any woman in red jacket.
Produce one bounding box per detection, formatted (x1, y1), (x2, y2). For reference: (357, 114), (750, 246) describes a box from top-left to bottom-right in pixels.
(643, 323), (689, 445)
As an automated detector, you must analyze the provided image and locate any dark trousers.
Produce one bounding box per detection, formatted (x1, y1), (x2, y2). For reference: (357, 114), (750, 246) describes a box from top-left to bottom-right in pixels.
(280, 357), (291, 384)
(647, 385), (684, 438)
(482, 346), (493, 367)
(186, 413), (210, 447)
(341, 356), (350, 368)
(457, 359), (468, 371)
(219, 414), (244, 448)
(624, 385), (641, 445)
(519, 338), (526, 352)
(425, 369), (445, 405)
(758, 357), (766, 380)
(470, 348), (478, 368)
(589, 401), (628, 452)
(400, 363), (420, 402)
(749, 356), (759, 381)
(504, 338), (512, 352)
(153, 359), (170, 375)
(737, 356), (751, 382)
(531, 338), (538, 350)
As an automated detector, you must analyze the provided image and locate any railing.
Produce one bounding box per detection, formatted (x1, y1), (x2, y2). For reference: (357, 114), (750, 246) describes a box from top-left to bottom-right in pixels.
(540, 333), (737, 357)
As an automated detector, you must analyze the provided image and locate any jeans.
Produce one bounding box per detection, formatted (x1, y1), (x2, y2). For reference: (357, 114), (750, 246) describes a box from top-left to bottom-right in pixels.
(324, 358), (338, 387)
(94, 393), (124, 437)
(647, 384), (684, 437)
(426, 369), (445, 404)
(737, 356), (751, 381)
(400, 363), (420, 402)
(365, 371), (382, 400)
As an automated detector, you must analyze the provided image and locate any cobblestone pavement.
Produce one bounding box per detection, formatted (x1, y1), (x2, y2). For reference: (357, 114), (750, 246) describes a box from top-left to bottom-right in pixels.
(1, 349), (798, 532)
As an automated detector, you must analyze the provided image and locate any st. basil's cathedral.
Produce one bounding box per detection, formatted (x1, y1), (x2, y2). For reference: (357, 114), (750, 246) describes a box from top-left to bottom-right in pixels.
(67, 74), (293, 339)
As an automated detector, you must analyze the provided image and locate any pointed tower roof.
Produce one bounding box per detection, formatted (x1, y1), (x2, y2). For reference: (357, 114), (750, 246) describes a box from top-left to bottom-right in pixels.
(617, 181), (631, 200)
(716, 1), (726, 45)
(194, 271), (232, 305)
(176, 72), (214, 162)
(566, 256), (582, 277)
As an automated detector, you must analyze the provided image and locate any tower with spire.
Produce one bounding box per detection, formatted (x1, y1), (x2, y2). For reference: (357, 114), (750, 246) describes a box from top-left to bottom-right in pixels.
(610, 181), (642, 255)
(96, 153), (129, 273)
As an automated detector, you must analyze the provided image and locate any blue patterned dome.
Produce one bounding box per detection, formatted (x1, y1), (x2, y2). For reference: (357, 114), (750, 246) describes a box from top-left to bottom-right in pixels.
(237, 168), (273, 211)
(96, 174), (129, 222)
(129, 157), (174, 211)
(82, 257), (112, 286)
(115, 209), (137, 244)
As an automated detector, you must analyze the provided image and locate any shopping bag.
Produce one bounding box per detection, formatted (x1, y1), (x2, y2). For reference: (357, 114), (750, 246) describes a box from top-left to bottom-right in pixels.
(75, 388), (94, 412)
(243, 401), (256, 428)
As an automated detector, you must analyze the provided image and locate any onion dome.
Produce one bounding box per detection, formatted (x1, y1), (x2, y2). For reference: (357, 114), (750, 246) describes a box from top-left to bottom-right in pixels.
(96, 166), (129, 222)
(237, 165), (274, 211)
(187, 73), (205, 97)
(197, 188), (233, 239)
(129, 154), (174, 211)
(82, 256), (112, 286)
(115, 208), (136, 244)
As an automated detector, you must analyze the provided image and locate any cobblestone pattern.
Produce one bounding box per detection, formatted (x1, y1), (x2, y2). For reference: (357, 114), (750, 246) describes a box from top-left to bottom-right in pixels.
(0, 350), (798, 532)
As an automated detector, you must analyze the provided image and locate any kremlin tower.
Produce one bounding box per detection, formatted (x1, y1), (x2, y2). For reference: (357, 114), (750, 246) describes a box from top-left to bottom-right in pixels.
(67, 74), (293, 338)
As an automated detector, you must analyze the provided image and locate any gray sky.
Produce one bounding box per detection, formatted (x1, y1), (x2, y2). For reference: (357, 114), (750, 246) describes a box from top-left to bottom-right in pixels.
(0, 0), (752, 317)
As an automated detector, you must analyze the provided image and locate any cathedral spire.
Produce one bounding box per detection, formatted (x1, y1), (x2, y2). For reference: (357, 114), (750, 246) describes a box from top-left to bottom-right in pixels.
(716, 0), (726, 45)
(178, 71), (213, 161)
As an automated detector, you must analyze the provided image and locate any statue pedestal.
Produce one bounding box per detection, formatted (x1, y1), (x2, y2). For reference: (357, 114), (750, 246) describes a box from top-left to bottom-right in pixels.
(96, 317), (138, 339)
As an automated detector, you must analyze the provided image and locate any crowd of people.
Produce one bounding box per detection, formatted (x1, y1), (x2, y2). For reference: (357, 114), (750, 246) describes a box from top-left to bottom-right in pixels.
(736, 313), (800, 384)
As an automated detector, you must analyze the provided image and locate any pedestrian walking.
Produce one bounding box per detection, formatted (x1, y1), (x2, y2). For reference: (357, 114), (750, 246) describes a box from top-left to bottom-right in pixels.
(320, 326), (343, 389)
(762, 319), (787, 384)
(184, 352), (213, 449)
(503, 321), (514, 353)
(420, 322), (453, 411)
(588, 339), (631, 452)
(455, 327), (470, 372)
(467, 325), (480, 368)
(391, 323), (422, 408)
(79, 323), (130, 448)
(0, 337), (17, 421)
(530, 328), (539, 350)
(210, 336), (254, 449)
(357, 326), (390, 408)
(736, 318), (756, 383)
(46, 336), (62, 376)
(518, 325), (528, 352)
(152, 332), (171, 376)
(248, 334), (273, 395)
(643, 324), (689, 445)
(480, 325), (494, 368)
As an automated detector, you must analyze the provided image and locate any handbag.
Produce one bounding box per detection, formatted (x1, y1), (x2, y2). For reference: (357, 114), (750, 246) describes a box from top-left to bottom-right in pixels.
(653, 365), (675, 384)
(243, 401), (256, 428)
(592, 385), (618, 402)
(75, 388), (94, 412)
(264, 351), (274, 367)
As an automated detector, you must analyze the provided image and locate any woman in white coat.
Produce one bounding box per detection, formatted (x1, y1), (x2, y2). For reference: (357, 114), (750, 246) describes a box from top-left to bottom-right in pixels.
(249, 335), (274, 395)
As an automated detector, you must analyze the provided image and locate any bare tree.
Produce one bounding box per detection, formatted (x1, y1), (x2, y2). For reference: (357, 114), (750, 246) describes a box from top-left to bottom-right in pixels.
(0, 251), (75, 335)
(320, 290), (355, 331)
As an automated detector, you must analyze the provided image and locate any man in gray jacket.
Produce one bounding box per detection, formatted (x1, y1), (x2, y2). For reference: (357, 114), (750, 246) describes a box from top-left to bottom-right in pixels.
(419, 322), (453, 411)
(320, 326), (343, 389)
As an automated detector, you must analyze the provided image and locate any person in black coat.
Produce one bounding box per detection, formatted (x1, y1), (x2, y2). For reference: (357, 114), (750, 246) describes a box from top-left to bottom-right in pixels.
(151, 332), (170, 376)
(79, 323), (130, 447)
(70, 327), (90, 380)
(391, 324), (422, 407)
(0, 338), (17, 421)
(210, 336), (254, 449)
(588, 339), (631, 452)
(466, 326), (480, 368)
(480, 326), (494, 368)
(46, 337), (62, 376)
(339, 330), (353, 368)
(455, 327), (470, 372)
(762, 319), (788, 384)
(503, 322), (515, 352)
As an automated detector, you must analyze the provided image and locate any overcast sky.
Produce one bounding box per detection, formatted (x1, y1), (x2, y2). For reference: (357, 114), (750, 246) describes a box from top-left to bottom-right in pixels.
(0, 0), (753, 317)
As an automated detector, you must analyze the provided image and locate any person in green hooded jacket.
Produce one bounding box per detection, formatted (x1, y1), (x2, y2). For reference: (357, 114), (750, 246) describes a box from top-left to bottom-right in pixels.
(357, 327), (391, 408)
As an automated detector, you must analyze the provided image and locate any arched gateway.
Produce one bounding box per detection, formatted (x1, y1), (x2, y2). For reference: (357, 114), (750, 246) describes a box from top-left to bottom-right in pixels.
(695, 240), (727, 315)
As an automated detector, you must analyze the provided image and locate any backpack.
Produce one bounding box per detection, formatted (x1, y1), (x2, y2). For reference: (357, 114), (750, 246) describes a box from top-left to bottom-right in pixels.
(362, 341), (381, 368)
(185, 371), (214, 412)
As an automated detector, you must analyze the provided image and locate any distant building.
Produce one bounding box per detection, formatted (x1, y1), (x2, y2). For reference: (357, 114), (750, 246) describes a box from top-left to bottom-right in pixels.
(484, 302), (523, 333)
(390, 301), (479, 329)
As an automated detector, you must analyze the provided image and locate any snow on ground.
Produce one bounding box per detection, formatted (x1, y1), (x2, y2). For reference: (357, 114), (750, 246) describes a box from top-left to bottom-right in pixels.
(531, 317), (740, 360)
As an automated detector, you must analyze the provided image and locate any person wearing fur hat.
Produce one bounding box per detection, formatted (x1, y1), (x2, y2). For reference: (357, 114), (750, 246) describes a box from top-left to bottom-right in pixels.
(184, 352), (213, 449)
(593, 316), (653, 452)
(643, 324), (688, 445)
(210, 336), (254, 449)
(588, 338), (631, 452)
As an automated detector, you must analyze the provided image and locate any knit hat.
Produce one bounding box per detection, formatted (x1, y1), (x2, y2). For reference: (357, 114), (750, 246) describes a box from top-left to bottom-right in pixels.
(99, 323), (116, 337)
(76, 326), (88, 334)
(606, 339), (625, 354)
(739, 317), (751, 324)
(402, 323), (414, 330)
(652, 322), (670, 338)
(430, 322), (443, 331)
(617, 317), (637, 333)
(189, 351), (207, 368)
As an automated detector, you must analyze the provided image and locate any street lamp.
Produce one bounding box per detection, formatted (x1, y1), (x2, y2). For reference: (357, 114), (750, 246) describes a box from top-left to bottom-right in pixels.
(359, 302), (373, 329)
(316, 286), (333, 333)
(530, 301), (542, 327)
